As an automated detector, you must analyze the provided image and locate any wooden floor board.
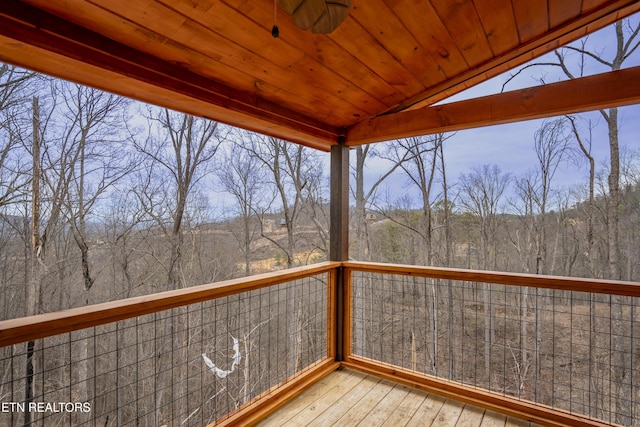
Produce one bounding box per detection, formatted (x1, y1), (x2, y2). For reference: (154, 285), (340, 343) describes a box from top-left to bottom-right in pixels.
(456, 404), (486, 427)
(380, 388), (429, 426)
(256, 369), (543, 427)
(431, 399), (466, 425)
(290, 370), (367, 425)
(357, 383), (412, 425)
(304, 374), (383, 426)
(256, 369), (363, 426)
(479, 409), (507, 427)
(332, 379), (396, 425)
(505, 416), (534, 427)
(405, 393), (447, 426)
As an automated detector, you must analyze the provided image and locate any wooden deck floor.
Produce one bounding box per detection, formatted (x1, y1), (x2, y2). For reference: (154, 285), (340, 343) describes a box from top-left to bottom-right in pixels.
(256, 369), (542, 427)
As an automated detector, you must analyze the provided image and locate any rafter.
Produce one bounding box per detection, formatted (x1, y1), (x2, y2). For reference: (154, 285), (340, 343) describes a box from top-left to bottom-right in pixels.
(389, 0), (640, 113)
(0, 0), (339, 150)
(346, 66), (640, 146)
(0, 0), (638, 151)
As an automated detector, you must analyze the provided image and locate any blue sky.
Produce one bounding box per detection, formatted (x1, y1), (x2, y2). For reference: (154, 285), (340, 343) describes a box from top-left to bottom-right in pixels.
(356, 14), (640, 211)
(212, 14), (640, 216)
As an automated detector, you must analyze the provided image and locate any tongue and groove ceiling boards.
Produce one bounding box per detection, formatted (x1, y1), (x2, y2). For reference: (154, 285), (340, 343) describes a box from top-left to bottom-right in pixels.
(0, 0), (639, 151)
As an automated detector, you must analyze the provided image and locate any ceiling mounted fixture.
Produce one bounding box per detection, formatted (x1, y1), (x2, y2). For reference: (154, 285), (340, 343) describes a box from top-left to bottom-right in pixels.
(279, 0), (353, 34)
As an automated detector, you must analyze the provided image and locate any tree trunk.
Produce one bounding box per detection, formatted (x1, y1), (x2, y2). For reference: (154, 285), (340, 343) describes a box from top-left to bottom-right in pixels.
(354, 146), (369, 261)
(438, 141), (451, 267)
(606, 107), (620, 280)
(25, 96), (41, 427)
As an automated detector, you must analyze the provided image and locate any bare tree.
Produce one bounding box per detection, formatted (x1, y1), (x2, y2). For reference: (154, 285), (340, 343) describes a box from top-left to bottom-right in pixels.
(372, 134), (453, 374)
(458, 164), (511, 270)
(509, 118), (571, 402)
(532, 118), (571, 275)
(99, 181), (154, 299)
(0, 65), (35, 207)
(504, 19), (640, 280)
(436, 139), (453, 267)
(618, 148), (640, 281)
(510, 171), (538, 274)
(134, 109), (223, 424)
(352, 143), (407, 261)
(241, 133), (320, 268)
(567, 115), (598, 277)
(23, 82), (133, 415)
(301, 158), (330, 259)
(386, 133), (453, 266)
(25, 96), (41, 427)
(458, 164), (510, 382)
(237, 133), (325, 379)
(218, 137), (268, 276)
(0, 68), (34, 392)
(52, 82), (134, 296)
(347, 143), (409, 360)
(549, 22), (639, 423)
(136, 108), (223, 290)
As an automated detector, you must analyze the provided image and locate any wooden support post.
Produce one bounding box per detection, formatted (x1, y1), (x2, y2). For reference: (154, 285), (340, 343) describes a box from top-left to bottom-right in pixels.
(330, 137), (349, 361)
(330, 137), (349, 262)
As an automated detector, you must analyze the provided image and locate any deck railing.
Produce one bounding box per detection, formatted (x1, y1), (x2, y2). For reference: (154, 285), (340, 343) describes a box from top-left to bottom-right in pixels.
(0, 262), (339, 426)
(0, 261), (638, 426)
(343, 262), (640, 427)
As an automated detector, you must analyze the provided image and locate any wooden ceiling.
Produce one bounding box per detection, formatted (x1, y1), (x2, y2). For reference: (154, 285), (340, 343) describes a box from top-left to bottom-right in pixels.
(1, 0), (640, 151)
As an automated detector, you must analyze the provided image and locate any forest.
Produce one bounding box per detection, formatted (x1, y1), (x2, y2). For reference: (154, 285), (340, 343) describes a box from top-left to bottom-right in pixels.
(0, 19), (639, 318)
(0, 17), (638, 427)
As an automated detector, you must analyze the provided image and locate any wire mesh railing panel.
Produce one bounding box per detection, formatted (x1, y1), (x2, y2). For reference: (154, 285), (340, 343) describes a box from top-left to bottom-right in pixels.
(350, 271), (639, 426)
(0, 273), (329, 426)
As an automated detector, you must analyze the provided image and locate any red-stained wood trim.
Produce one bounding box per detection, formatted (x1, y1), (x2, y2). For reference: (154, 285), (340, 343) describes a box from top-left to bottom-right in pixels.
(343, 261), (640, 297)
(3, 260), (638, 349)
(1, 0), (638, 148)
(212, 358), (340, 427)
(343, 357), (614, 427)
(0, 262), (341, 347)
(0, 33), (335, 151)
(347, 65), (640, 145)
(326, 268), (337, 359)
(388, 0), (640, 113)
(342, 265), (353, 361)
(0, 260), (637, 425)
(0, 0), (339, 150)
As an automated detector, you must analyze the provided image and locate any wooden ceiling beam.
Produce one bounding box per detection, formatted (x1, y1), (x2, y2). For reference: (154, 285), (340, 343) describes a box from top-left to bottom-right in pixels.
(0, 0), (339, 151)
(346, 65), (640, 146)
(389, 0), (640, 113)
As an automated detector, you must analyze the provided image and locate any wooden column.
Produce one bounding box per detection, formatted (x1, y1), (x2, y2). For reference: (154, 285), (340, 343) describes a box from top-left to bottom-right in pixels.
(330, 137), (349, 362)
(330, 137), (349, 261)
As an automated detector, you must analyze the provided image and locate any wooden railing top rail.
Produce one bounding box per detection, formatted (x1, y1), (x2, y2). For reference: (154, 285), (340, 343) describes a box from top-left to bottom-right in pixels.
(3, 260), (640, 348)
(0, 261), (341, 348)
(344, 261), (640, 298)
